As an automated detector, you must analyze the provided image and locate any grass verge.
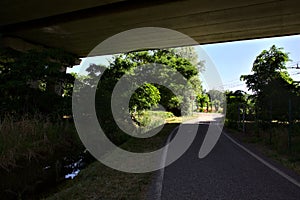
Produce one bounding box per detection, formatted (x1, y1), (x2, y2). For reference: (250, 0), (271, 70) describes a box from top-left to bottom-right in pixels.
(225, 127), (300, 176)
(43, 123), (179, 200)
(0, 114), (84, 199)
(0, 115), (82, 171)
(43, 112), (202, 199)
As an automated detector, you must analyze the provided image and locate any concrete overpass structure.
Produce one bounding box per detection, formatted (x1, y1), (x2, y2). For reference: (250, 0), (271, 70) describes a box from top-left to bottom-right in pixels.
(0, 0), (299, 57)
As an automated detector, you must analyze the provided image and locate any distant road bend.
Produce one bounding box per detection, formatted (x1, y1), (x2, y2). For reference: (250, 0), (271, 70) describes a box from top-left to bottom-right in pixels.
(154, 113), (300, 200)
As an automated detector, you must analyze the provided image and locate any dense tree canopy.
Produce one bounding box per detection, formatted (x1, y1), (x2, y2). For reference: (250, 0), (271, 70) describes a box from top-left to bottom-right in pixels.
(129, 83), (161, 112)
(0, 48), (77, 117)
(241, 45), (300, 120)
(241, 45), (291, 95)
(78, 48), (202, 142)
(90, 49), (201, 117)
(196, 93), (210, 112)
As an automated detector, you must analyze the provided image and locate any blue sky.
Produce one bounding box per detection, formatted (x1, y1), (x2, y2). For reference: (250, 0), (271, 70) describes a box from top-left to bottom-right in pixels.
(199, 34), (300, 91)
(68, 34), (300, 92)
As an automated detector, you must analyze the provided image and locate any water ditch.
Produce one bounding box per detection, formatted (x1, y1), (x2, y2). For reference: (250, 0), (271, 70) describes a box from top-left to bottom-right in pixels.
(0, 150), (95, 200)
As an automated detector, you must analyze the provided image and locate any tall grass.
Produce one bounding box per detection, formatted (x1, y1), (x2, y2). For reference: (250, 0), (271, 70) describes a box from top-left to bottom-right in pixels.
(228, 121), (300, 160)
(0, 114), (82, 171)
(132, 111), (174, 134)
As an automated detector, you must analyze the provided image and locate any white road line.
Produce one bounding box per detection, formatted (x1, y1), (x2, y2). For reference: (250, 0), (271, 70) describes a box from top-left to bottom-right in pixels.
(153, 125), (179, 200)
(153, 121), (300, 200)
(222, 129), (300, 188)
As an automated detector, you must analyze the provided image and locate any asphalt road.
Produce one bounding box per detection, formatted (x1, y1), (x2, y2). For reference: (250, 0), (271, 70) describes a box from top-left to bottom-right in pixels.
(159, 114), (300, 200)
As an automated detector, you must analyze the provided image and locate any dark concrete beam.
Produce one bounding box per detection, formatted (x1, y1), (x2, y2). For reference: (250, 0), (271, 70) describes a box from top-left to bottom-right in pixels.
(0, 0), (299, 57)
(0, 0), (178, 32)
(1, 36), (44, 52)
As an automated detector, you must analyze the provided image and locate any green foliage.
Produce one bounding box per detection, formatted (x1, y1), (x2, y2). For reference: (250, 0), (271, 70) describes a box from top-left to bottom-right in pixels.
(90, 49), (200, 116)
(208, 90), (226, 112)
(208, 90), (225, 102)
(74, 48), (202, 144)
(172, 46), (206, 72)
(130, 49), (199, 80)
(0, 48), (84, 199)
(131, 111), (174, 130)
(212, 99), (221, 112)
(188, 75), (203, 95)
(225, 90), (247, 104)
(240, 45), (300, 121)
(196, 93), (210, 112)
(225, 90), (249, 128)
(241, 45), (290, 94)
(129, 83), (161, 112)
(0, 48), (77, 117)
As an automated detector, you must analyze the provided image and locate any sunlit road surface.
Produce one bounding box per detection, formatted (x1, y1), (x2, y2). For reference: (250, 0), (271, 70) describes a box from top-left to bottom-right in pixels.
(160, 113), (300, 200)
(183, 113), (224, 124)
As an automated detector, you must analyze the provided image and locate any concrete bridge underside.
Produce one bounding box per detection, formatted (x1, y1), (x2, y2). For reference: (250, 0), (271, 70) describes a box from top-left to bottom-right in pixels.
(0, 0), (299, 57)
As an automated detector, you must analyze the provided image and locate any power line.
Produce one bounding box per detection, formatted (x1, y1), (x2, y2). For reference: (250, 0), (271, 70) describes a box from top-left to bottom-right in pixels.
(214, 79), (241, 87)
(290, 71), (300, 76)
(286, 61), (300, 69)
(212, 61), (300, 90)
(213, 83), (245, 90)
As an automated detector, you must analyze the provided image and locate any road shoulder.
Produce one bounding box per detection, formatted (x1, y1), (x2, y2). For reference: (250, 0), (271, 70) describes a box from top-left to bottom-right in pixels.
(224, 127), (300, 185)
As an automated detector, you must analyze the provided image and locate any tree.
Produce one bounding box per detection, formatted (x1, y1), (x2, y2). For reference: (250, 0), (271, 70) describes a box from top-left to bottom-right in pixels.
(208, 89), (226, 111)
(188, 75), (203, 95)
(212, 99), (221, 112)
(240, 45), (299, 121)
(80, 49), (201, 143)
(0, 48), (77, 117)
(241, 45), (290, 96)
(109, 50), (199, 116)
(225, 90), (247, 104)
(224, 90), (249, 128)
(129, 83), (161, 112)
(196, 93), (210, 112)
(172, 46), (205, 72)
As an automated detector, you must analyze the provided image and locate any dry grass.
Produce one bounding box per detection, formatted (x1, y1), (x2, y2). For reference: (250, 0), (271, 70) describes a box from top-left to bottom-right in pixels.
(165, 113), (199, 124)
(0, 115), (81, 171)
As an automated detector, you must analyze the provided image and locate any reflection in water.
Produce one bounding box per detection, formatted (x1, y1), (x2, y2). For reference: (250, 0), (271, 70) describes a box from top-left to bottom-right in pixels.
(65, 169), (80, 179)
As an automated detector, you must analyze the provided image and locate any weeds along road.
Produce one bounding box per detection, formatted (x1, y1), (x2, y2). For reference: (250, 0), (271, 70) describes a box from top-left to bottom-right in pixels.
(159, 113), (300, 200)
